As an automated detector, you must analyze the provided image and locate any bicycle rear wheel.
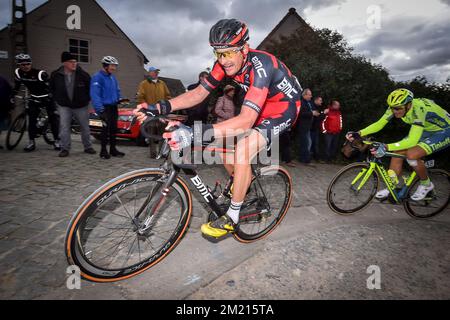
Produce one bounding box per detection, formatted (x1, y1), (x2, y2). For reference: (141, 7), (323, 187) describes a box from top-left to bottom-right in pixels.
(327, 162), (379, 215)
(6, 113), (26, 150)
(404, 169), (449, 219)
(233, 166), (293, 243)
(65, 169), (192, 282)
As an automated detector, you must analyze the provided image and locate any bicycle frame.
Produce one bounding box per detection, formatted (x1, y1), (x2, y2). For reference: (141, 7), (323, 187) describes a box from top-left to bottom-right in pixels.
(133, 141), (269, 234)
(351, 153), (417, 203)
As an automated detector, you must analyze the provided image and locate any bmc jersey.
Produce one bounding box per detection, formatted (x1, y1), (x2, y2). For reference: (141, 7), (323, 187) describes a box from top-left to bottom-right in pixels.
(14, 68), (50, 98)
(201, 49), (302, 126)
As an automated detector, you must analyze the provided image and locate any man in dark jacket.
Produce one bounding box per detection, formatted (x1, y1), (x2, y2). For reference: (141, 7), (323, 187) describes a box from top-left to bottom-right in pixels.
(50, 51), (95, 157)
(310, 96), (324, 161)
(296, 88), (319, 164)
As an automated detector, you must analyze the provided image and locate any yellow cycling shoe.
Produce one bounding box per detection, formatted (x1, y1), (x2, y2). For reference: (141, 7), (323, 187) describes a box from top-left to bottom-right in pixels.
(201, 215), (236, 238)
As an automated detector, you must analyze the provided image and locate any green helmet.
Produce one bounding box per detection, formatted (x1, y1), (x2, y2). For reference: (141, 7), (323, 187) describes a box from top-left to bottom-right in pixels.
(387, 89), (414, 108)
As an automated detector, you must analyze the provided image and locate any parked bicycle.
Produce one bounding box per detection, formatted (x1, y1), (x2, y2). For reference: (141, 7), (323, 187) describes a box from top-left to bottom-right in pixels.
(6, 96), (57, 150)
(65, 115), (293, 282)
(327, 137), (449, 219)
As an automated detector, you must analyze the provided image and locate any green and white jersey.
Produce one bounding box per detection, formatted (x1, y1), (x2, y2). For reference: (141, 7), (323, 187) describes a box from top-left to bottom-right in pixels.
(360, 98), (450, 151)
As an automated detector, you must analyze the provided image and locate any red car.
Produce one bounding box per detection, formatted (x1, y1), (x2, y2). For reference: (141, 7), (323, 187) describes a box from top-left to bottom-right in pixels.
(89, 101), (186, 146)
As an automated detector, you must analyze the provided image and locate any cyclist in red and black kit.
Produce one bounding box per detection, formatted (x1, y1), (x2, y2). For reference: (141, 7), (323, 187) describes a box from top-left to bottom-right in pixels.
(13, 54), (60, 152)
(135, 19), (302, 238)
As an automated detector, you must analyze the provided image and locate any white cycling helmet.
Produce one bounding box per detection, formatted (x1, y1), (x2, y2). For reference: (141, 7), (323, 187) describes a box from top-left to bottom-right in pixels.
(15, 53), (32, 64)
(101, 56), (119, 65)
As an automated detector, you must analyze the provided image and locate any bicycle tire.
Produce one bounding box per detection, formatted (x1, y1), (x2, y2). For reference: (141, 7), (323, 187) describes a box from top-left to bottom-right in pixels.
(6, 113), (27, 150)
(65, 169), (192, 282)
(233, 165), (293, 243)
(327, 162), (379, 215)
(404, 168), (449, 219)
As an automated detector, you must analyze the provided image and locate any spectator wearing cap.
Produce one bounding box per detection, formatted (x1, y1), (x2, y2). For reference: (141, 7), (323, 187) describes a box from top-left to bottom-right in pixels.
(50, 51), (95, 157)
(136, 66), (172, 157)
(214, 85), (236, 123)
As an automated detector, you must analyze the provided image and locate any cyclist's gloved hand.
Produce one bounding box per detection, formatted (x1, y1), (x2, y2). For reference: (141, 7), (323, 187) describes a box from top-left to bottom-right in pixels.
(138, 103), (160, 118)
(136, 100), (172, 120)
(163, 123), (193, 150)
(346, 131), (361, 142)
(371, 143), (387, 158)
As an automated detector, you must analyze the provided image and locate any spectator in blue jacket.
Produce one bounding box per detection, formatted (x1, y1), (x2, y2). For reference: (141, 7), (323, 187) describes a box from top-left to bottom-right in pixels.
(90, 56), (125, 159)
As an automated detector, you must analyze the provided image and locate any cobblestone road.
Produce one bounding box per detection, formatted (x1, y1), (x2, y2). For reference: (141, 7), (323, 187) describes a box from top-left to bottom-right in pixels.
(0, 135), (449, 299)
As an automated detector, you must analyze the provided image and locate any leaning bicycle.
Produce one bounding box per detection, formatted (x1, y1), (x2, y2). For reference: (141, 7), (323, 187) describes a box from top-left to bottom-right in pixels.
(6, 96), (57, 150)
(65, 116), (293, 282)
(327, 139), (449, 219)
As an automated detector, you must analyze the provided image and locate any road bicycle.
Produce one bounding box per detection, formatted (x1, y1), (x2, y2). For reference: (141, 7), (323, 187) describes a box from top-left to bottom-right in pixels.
(65, 116), (293, 282)
(327, 138), (449, 219)
(5, 96), (57, 150)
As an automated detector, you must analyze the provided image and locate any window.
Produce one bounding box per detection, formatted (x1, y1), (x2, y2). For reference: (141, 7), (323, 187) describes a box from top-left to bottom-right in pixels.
(69, 38), (90, 63)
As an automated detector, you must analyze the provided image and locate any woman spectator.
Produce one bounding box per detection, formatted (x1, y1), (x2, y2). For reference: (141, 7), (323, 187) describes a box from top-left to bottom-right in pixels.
(214, 85), (236, 123)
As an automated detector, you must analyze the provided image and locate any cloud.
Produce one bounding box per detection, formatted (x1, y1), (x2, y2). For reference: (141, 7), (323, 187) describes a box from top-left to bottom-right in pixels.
(1, 0), (449, 84)
(228, 0), (347, 28)
(355, 16), (450, 80)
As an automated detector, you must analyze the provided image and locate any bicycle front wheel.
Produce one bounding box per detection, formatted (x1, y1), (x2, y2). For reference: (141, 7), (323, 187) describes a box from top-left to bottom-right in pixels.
(233, 165), (293, 243)
(327, 162), (379, 215)
(404, 169), (449, 219)
(65, 169), (192, 282)
(6, 113), (26, 150)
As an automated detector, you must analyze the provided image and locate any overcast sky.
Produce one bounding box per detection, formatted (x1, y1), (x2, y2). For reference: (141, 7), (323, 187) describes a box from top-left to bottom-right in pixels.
(1, 0), (449, 86)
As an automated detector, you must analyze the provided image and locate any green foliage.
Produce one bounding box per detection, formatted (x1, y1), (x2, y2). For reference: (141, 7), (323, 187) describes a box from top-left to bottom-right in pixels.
(264, 26), (449, 168)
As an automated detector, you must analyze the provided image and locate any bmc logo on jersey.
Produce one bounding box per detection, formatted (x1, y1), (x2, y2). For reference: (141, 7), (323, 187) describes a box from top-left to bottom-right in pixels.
(277, 78), (298, 99)
(251, 56), (267, 78)
(238, 83), (249, 92)
(273, 119), (292, 136)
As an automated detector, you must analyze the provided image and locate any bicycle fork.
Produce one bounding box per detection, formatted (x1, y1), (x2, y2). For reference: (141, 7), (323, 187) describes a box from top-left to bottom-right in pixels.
(351, 163), (376, 192)
(134, 169), (179, 235)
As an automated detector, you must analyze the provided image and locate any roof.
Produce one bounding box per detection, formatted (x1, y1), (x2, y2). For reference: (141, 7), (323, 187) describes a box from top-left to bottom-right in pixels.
(159, 76), (186, 97)
(0, 0), (149, 63)
(257, 7), (316, 50)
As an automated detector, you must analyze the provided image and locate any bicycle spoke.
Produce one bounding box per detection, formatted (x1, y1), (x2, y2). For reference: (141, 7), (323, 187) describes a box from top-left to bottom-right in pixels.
(114, 194), (134, 220)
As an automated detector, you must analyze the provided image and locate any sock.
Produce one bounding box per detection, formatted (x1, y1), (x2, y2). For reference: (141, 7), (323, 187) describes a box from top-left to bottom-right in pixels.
(226, 200), (243, 224)
(420, 178), (431, 186)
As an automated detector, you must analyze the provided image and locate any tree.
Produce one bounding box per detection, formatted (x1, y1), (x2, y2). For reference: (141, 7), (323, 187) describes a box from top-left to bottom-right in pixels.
(264, 27), (449, 168)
